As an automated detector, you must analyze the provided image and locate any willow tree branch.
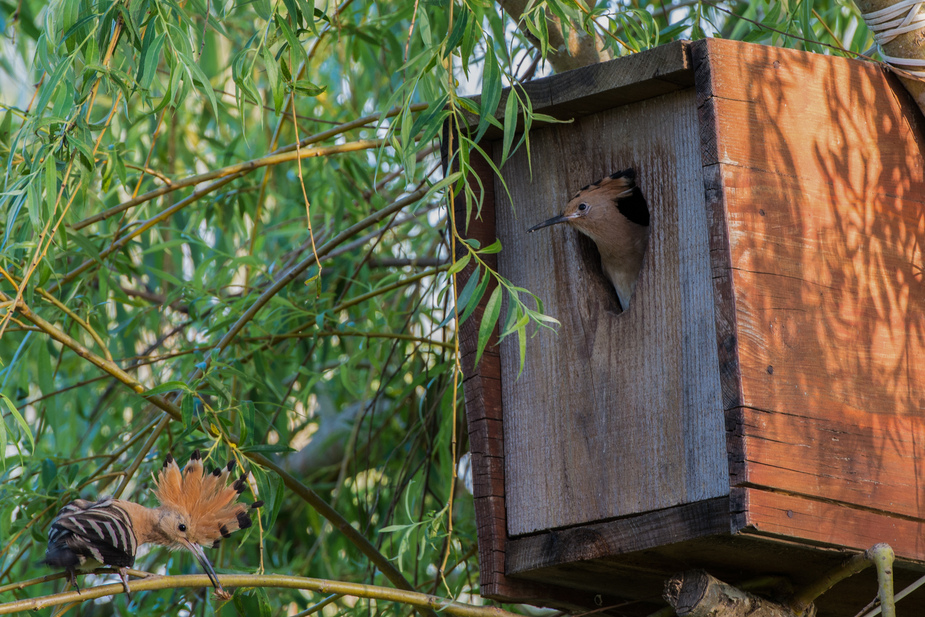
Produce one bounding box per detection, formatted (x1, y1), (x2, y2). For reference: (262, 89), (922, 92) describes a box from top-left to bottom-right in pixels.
(47, 172), (245, 294)
(496, 0), (611, 73)
(252, 329), (453, 350)
(200, 187), (429, 371)
(369, 257), (448, 268)
(869, 544), (896, 617)
(72, 139), (384, 231)
(0, 267), (112, 361)
(790, 552), (871, 614)
(0, 573), (523, 617)
(0, 293), (174, 408)
(664, 570), (802, 617)
(1, 298), (423, 602)
(331, 265), (448, 314)
(6, 189), (437, 607)
(243, 453), (432, 603)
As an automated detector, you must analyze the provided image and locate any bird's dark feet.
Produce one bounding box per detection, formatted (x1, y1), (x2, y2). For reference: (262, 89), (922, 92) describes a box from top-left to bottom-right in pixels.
(214, 587), (233, 600)
(118, 568), (131, 596)
(65, 568), (81, 594)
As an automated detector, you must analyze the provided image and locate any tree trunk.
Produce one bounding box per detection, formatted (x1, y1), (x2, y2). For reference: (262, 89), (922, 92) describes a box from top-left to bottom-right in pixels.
(495, 0), (612, 73)
(854, 0), (925, 115)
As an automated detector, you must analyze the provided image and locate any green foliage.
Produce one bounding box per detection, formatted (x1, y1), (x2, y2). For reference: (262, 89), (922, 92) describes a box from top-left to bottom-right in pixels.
(0, 0), (871, 614)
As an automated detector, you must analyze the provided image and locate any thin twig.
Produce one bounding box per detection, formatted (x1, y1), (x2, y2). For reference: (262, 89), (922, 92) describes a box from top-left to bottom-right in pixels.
(790, 551), (871, 613)
(0, 266), (113, 361)
(293, 593), (342, 617)
(290, 71), (323, 294)
(71, 139), (384, 231)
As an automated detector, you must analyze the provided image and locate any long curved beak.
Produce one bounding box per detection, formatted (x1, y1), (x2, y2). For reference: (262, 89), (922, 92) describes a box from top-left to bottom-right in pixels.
(182, 539), (224, 593)
(527, 213), (570, 233)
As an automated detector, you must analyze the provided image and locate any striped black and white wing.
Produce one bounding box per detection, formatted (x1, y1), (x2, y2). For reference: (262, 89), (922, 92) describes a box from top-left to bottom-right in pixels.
(45, 497), (137, 569)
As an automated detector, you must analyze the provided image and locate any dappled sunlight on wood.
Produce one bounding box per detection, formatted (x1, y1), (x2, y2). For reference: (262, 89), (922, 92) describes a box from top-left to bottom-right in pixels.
(711, 40), (925, 534)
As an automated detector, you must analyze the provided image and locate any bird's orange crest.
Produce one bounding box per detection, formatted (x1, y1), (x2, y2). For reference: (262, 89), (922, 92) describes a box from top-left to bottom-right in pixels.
(46, 449), (263, 597)
(154, 450), (258, 547)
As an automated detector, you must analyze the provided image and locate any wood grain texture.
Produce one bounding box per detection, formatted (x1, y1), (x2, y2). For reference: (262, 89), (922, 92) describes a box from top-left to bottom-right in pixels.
(453, 38), (925, 611)
(450, 141), (526, 600)
(734, 487), (925, 559)
(692, 43), (747, 495)
(696, 37), (925, 555)
(461, 41), (693, 138)
(505, 497), (730, 574)
(699, 164), (746, 489)
(452, 144), (616, 607)
(664, 570), (798, 617)
(505, 528), (925, 616)
(739, 404), (925, 520)
(493, 87), (728, 536)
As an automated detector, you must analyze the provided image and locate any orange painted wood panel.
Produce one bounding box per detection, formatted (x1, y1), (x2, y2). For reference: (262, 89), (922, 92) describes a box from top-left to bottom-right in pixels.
(739, 414), (925, 520)
(723, 167), (925, 421)
(697, 38), (925, 183)
(735, 488), (925, 561)
(700, 37), (925, 526)
(719, 160), (925, 520)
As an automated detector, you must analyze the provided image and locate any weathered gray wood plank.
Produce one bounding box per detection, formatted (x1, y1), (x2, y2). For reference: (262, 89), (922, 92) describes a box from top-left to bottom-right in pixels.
(493, 87), (728, 537)
(461, 41), (693, 138)
(505, 497), (729, 574)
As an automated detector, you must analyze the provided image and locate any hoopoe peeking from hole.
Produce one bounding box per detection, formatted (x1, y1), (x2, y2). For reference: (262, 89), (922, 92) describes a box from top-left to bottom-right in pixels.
(44, 450), (263, 598)
(528, 169), (650, 311)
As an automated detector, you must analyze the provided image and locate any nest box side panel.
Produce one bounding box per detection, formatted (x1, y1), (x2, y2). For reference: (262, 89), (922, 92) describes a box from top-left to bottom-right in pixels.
(450, 141), (567, 603)
(494, 87), (728, 536)
(695, 39), (925, 556)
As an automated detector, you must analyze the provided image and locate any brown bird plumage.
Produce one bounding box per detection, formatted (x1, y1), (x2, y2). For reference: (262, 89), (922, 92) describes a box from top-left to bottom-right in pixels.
(528, 169), (650, 310)
(45, 450), (263, 596)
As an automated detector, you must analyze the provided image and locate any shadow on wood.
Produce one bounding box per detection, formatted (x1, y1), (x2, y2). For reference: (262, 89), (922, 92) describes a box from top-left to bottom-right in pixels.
(446, 38), (925, 616)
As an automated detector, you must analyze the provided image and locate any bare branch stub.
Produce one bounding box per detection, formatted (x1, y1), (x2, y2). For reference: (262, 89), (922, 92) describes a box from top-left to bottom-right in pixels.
(663, 570), (812, 617)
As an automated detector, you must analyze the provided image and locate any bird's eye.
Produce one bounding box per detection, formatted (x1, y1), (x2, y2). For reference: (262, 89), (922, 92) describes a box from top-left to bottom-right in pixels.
(178, 524), (187, 532)
(578, 203), (588, 211)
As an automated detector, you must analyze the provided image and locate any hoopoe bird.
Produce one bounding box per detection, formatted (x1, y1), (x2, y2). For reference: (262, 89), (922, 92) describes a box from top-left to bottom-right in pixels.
(44, 450), (263, 597)
(528, 169), (650, 310)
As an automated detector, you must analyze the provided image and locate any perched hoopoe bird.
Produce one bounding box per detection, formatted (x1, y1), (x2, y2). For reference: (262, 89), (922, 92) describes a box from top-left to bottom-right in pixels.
(44, 450), (263, 597)
(528, 169), (650, 310)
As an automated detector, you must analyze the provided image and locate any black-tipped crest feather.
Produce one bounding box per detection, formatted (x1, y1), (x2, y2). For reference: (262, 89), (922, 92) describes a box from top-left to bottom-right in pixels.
(47, 450), (258, 596)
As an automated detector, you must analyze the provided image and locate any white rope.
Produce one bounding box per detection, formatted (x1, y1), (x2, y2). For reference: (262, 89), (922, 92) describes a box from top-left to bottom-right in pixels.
(861, 0), (925, 78)
(862, 0), (925, 45)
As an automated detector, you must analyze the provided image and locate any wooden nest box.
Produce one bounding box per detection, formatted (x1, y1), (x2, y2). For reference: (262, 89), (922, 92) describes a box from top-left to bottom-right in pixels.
(448, 38), (925, 615)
